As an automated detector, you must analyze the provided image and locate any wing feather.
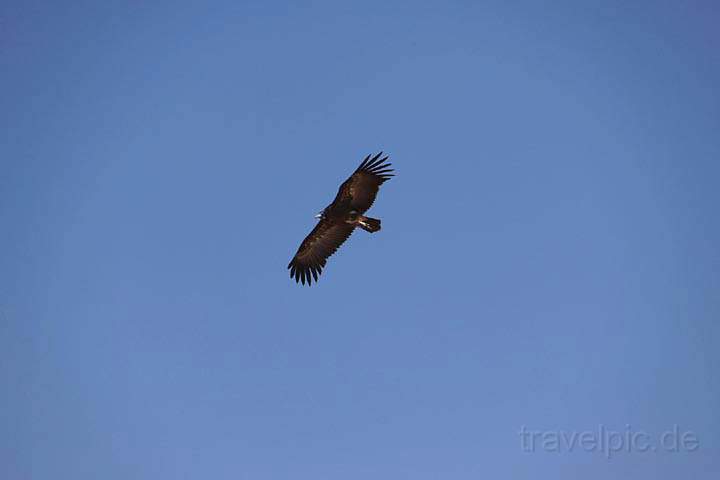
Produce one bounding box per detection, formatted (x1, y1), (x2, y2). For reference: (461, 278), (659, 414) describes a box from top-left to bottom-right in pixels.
(332, 152), (394, 213)
(288, 219), (355, 285)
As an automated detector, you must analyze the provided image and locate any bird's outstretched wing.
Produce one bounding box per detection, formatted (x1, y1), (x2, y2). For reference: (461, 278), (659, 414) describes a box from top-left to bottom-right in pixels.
(288, 220), (355, 285)
(333, 152), (394, 213)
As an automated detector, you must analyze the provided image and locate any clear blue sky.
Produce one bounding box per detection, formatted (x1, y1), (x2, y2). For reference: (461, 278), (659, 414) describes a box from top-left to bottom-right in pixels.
(2, 0), (719, 478)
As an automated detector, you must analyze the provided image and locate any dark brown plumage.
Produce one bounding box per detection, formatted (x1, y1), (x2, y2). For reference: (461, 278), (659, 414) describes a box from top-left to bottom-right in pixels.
(288, 152), (395, 285)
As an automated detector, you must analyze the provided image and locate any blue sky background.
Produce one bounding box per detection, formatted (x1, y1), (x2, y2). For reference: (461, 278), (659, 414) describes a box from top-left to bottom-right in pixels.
(2, 0), (719, 478)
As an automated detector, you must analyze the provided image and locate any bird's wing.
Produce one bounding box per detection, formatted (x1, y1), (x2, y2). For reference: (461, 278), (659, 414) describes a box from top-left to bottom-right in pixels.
(333, 152), (394, 213)
(288, 219), (355, 285)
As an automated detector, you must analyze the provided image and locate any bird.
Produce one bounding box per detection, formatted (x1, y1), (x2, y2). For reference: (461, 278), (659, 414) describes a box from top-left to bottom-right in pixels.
(288, 152), (395, 285)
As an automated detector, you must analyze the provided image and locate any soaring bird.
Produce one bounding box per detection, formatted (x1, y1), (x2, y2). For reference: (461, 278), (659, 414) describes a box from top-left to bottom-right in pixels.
(288, 152), (395, 285)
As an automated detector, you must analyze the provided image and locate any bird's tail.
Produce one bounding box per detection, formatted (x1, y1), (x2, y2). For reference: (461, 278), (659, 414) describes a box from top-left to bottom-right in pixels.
(358, 216), (381, 233)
